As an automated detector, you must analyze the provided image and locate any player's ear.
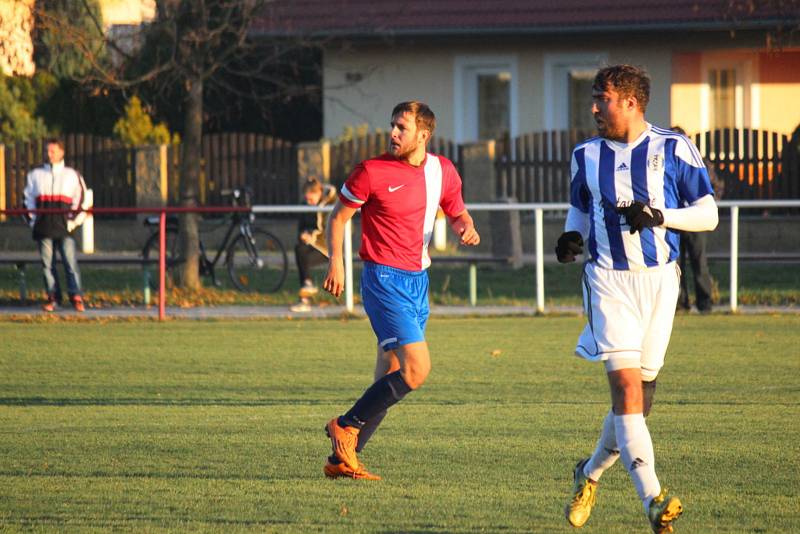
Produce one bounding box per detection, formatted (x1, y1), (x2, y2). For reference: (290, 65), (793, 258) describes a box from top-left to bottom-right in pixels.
(625, 94), (639, 113)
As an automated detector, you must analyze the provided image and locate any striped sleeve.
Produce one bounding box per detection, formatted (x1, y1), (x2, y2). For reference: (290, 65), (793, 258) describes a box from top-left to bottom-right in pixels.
(339, 163), (370, 208)
(570, 148), (590, 213)
(673, 136), (713, 203)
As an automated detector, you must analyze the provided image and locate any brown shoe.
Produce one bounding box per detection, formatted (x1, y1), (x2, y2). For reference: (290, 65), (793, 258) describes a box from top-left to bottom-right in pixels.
(325, 418), (360, 471)
(71, 295), (85, 312)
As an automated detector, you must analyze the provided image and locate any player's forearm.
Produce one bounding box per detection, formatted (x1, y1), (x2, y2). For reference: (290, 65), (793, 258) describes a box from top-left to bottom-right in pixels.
(448, 210), (474, 232)
(326, 217), (345, 261)
(565, 206), (590, 238)
(662, 195), (718, 232)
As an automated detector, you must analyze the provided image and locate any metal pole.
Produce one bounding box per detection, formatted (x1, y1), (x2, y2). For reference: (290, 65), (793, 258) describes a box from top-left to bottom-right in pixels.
(344, 219), (354, 313)
(159, 211), (166, 321)
(535, 208), (545, 313)
(730, 205), (739, 313)
(469, 263), (477, 306)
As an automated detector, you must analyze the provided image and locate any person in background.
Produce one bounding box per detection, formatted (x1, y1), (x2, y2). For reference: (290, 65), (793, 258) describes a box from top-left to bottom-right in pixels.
(672, 126), (725, 313)
(290, 178), (337, 312)
(23, 138), (90, 312)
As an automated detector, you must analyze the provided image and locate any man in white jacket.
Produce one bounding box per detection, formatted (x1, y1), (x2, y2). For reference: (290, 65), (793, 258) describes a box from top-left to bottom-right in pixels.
(24, 138), (90, 312)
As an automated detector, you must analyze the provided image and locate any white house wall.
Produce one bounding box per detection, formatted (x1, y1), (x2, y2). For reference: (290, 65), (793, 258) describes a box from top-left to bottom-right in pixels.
(322, 40), (672, 142)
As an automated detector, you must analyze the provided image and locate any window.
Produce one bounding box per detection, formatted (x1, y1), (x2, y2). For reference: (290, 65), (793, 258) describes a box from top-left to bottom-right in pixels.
(543, 52), (608, 131)
(568, 70), (595, 130)
(478, 72), (511, 140)
(709, 68), (737, 130)
(454, 55), (518, 143)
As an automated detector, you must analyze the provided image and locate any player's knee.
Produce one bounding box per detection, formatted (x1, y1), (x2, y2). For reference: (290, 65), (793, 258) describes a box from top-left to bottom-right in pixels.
(609, 372), (643, 414)
(402, 360), (431, 389)
(642, 379), (657, 417)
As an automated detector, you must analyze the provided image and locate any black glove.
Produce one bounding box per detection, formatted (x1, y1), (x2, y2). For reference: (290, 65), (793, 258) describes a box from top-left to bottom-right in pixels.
(555, 231), (584, 263)
(616, 201), (664, 234)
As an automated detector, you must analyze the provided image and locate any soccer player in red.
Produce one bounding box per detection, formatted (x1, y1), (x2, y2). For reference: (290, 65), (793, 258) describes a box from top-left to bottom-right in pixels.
(322, 101), (480, 480)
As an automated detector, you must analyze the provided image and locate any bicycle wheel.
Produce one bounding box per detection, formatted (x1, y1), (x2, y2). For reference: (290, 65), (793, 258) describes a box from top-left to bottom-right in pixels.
(142, 228), (181, 288)
(226, 229), (288, 293)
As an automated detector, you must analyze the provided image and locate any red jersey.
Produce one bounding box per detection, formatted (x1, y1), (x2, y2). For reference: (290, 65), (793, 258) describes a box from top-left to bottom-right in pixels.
(339, 153), (466, 271)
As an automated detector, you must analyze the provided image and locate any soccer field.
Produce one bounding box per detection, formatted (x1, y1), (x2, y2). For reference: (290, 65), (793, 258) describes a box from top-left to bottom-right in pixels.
(1, 315), (798, 532)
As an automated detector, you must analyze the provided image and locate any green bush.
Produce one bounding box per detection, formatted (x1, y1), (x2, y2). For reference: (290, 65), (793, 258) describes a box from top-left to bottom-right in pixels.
(113, 96), (176, 146)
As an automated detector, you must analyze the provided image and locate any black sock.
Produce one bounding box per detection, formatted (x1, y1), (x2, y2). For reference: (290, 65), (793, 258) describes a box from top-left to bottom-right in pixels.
(356, 410), (387, 452)
(339, 371), (412, 429)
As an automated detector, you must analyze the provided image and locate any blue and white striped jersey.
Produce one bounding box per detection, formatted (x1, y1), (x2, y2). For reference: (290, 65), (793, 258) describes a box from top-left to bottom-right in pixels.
(570, 123), (713, 271)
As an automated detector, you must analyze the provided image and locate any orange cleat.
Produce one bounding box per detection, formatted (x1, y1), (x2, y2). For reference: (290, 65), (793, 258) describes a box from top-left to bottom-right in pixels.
(42, 297), (57, 312)
(323, 459), (381, 480)
(325, 418), (360, 471)
(71, 295), (85, 312)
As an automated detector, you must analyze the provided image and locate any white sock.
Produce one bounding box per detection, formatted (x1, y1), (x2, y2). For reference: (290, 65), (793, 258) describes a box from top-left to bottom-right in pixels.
(584, 409), (620, 481)
(614, 413), (661, 511)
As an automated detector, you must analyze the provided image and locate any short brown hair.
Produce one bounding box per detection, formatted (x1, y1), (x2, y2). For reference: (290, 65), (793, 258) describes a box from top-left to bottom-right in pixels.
(46, 137), (65, 150)
(391, 101), (436, 136)
(302, 177), (322, 193)
(593, 65), (650, 113)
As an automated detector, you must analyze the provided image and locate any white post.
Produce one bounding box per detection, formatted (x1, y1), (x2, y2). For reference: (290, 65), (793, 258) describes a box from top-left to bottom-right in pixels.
(730, 205), (739, 313)
(535, 207), (544, 313)
(344, 218), (354, 313)
(81, 189), (94, 254)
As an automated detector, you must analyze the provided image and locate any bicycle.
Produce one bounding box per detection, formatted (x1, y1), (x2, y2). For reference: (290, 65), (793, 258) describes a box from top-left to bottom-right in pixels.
(141, 188), (288, 293)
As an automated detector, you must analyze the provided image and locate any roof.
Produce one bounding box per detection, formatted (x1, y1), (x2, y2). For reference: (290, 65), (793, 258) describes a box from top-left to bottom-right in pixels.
(252, 0), (798, 37)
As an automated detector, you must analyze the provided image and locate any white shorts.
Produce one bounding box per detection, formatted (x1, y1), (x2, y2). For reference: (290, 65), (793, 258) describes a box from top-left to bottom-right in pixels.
(575, 261), (680, 381)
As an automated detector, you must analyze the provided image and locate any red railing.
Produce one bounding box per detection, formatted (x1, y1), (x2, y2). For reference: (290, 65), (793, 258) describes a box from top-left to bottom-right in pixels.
(1, 206), (250, 321)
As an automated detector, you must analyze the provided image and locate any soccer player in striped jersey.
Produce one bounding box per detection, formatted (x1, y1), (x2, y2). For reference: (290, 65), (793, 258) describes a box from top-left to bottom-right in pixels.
(322, 101), (480, 480)
(556, 65), (718, 533)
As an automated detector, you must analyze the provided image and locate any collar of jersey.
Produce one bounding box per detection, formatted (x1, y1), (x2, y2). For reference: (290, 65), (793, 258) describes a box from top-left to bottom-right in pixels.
(603, 122), (652, 152)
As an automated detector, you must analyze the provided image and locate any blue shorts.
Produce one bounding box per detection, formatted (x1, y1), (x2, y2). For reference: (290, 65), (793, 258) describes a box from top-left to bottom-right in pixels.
(361, 262), (429, 351)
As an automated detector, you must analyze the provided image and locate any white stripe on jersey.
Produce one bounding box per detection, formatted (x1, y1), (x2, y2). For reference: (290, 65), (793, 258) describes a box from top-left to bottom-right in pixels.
(340, 184), (364, 205)
(421, 154), (443, 269)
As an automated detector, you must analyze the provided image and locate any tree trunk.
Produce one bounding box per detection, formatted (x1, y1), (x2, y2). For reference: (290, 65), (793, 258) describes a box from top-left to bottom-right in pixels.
(177, 76), (203, 290)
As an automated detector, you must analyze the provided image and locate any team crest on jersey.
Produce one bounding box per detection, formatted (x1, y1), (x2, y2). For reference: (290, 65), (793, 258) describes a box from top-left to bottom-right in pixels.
(647, 154), (664, 172)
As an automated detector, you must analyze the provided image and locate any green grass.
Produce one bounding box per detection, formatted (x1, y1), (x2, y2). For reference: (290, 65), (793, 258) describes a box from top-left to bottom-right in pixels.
(1, 315), (798, 532)
(1, 260), (798, 307)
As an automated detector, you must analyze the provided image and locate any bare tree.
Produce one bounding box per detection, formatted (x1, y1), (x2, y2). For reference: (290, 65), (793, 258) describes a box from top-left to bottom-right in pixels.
(724, 0), (800, 48)
(32, 0), (320, 289)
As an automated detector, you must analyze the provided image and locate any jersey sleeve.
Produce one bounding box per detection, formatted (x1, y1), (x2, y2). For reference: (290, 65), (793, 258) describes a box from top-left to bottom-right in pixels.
(438, 157), (466, 217)
(339, 163), (370, 208)
(674, 136), (714, 203)
(570, 148), (591, 213)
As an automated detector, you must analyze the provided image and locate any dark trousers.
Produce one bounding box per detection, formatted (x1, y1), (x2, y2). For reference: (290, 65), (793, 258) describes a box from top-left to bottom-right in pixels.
(679, 231), (712, 311)
(295, 242), (327, 285)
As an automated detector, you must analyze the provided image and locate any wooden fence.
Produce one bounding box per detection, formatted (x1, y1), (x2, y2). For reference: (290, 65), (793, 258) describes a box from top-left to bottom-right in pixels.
(2, 133), (297, 211)
(495, 128), (797, 203)
(692, 128), (794, 200)
(3, 135), (135, 215)
(166, 133), (296, 206)
(495, 129), (594, 203)
(4, 129), (795, 212)
(329, 132), (461, 188)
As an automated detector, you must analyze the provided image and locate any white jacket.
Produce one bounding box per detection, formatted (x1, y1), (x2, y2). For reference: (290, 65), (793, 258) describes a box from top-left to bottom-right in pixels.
(24, 162), (90, 238)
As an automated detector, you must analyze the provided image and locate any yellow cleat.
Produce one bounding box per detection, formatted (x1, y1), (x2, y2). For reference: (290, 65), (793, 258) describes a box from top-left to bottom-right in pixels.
(648, 489), (683, 533)
(323, 458), (381, 480)
(325, 418), (360, 471)
(565, 458), (597, 528)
